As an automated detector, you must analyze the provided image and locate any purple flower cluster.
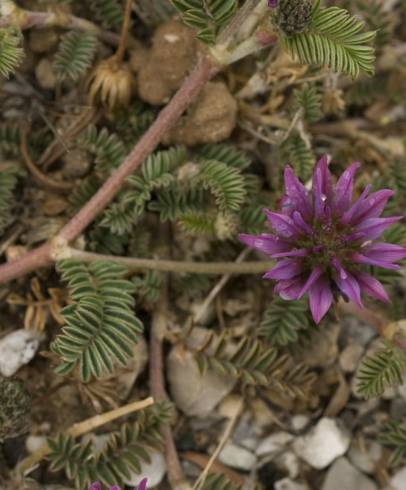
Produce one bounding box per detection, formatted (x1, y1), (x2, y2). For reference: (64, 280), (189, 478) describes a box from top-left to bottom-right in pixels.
(268, 0), (278, 7)
(239, 156), (406, 324)
(89, 478), (148, 490)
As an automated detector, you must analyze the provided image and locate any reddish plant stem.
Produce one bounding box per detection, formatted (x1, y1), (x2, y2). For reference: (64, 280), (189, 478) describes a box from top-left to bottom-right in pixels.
(0, 56), (215, 284)
(149, 225), (187, 489)
(0, 243), (51, 284)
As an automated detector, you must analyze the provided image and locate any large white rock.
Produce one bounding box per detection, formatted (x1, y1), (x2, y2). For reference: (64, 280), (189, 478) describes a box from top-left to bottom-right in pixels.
(293, 418), (350, 469)
(124, 452), (167, 488)
(322, 457), (377, 490)
(391, 466), (406, 490)
(0, 329), (42, 376)
(219, 443), (257, 471)
(167, 328), (236, 417)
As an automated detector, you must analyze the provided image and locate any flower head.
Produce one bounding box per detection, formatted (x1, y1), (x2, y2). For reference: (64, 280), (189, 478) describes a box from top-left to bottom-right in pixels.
(268, 0), (278, 7)
(240, 156), (406, 324)
(89, 478), (148, 490)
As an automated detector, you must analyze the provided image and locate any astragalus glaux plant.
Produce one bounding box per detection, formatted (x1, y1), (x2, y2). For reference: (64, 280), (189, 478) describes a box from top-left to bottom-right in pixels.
(240, 157), (406, 324)
(1, 0), (406, 486)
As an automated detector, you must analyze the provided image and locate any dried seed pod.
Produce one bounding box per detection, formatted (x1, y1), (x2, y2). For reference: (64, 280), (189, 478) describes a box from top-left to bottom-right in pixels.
(87, 57), (135, 110)
(272, 0), (313, 35)
(0, 377), (31, 441)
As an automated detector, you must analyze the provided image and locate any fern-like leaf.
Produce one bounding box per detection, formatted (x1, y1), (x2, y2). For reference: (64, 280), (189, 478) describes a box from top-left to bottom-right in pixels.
(380, 420), (406, 466)
(193, 333), (314, 397)
(259, 297), (311, 347)
(90, 0), (124, 29)
(280, 131), (315, 182)
(0, 125), (20, 157)
(48, 402), (172, 489)
(293, 84), (323, 123)
(51, 260), (143, 382)
(356, 344), (406, 399)
(0, 28), (24, 79)
(171, 0), (238, 44)
(282, 1), (376, 78)
(0, 164), (20, 235)
(202, 474), (242, 490)
(198, 144), (252, 170)
(54, 31), (98, 81)
(80, 126), (126, 177)
(198, 160), (246, 212)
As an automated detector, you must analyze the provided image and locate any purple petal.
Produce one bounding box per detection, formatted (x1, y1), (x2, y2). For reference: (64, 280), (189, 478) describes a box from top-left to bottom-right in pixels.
(331, 257), (348, 280)
(333, 161), (360, 212)
(350, 189), (395, 224)
(137, 479), (148, 490)
(274, 277), (305, 300)
(353, 271), (390, 303)
(351, 252), (401, 270)
(263, 259), (302, 280)
(268, 0), (278, 7)
(308, 275), (333, 324)
(89, 484), (102, 490)
(263, 209), (298, 238)
(361, 242), (406, 263)
(297, 266), (323, 298)
(312, 155), (333, 219)
(292, 211), (313, 235)
(283, 166), (312, 217)
(354, 216), (402, 240)
(341, 185), (371, 224)
(271, 248), (309, 258)
(334, 270), (363, 307)
(239, 233), (290, 255)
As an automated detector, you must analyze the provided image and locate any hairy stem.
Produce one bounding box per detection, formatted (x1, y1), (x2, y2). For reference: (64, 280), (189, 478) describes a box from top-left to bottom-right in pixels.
(64, 247), (274, 275)
(0, 56), (214, 285)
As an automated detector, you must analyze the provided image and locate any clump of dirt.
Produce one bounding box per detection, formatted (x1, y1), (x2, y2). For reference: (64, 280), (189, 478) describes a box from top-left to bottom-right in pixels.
(135, 19), (198, 105)
(163, 81), (238, 146)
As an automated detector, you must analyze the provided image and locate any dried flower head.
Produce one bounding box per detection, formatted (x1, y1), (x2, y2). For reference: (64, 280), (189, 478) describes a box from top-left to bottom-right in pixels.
(240, 156), (406, 324)
(87, 57), (135, 110)
(0, 377), (31, 441)
(89, 477), (148, 490)
(271, 0), (313, 35)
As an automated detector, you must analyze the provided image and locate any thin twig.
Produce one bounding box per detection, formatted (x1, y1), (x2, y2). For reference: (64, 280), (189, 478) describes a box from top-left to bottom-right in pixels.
(192, 398), (244, 490)
(194, 249), (251, 324)
(20, 127), (74, 192)
(17, 396), (154, 475)
(115, 0), (133, 62)
(62, 247), (273, 275)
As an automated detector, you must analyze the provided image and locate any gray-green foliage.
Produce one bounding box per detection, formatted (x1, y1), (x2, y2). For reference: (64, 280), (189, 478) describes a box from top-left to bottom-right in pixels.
(281, 0), (376, 78)
(171, 0), (238, 44)
(356, 343), (406, 399)
(0, 28), (24, 79)
(259, 297), (312, 346)
(0, 163), (20, 235)
(54, 30), (98, 81)
(0, 377), (30, 441)
(51, 260), (143, 382)
(48, 401), (173, 489)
